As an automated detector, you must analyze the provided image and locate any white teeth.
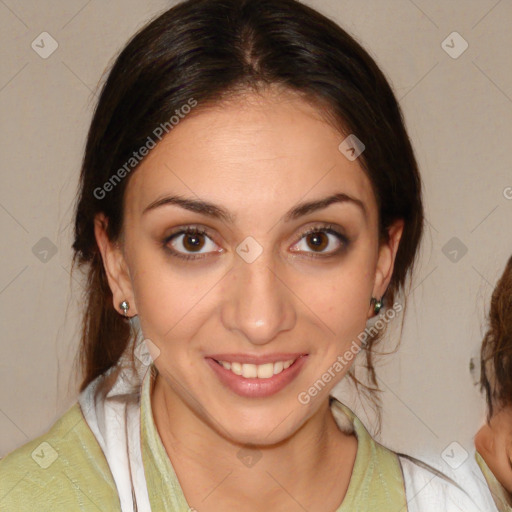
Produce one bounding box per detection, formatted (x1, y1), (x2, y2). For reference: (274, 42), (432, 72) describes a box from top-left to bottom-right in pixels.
(217, 358), (296, 379)
(273, 361), (284, 375)
(231, 362), (242, 375)
(242, 364), (258, 378)
(257, 363), (274, 379)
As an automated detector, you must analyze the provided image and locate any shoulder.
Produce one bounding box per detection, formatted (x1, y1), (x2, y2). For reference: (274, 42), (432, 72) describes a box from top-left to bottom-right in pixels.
(0, 402), (120, 511)
(399, 453), (498, 512)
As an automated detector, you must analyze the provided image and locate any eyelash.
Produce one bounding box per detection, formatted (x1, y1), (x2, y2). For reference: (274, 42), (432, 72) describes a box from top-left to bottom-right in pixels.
(162, 224), (349, 261)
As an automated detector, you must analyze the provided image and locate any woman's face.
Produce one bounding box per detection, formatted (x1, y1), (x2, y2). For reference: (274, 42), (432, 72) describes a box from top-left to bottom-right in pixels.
(96, 88), (402, 445)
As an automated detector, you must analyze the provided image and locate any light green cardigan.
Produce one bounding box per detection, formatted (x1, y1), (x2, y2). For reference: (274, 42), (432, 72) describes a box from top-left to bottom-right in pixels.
(0, 402), (120, 511)
(0, 363), (407, 511)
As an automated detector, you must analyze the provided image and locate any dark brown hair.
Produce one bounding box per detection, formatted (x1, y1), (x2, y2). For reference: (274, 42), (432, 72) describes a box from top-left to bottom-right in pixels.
(72, 0), (424, 400)
(480, 255), (512, 420)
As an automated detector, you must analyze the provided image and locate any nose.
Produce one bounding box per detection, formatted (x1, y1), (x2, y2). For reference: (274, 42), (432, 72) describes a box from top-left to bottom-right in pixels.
(220, 252), (296, 346)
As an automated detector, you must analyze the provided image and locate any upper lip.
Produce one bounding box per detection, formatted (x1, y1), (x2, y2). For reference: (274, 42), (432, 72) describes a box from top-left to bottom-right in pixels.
(208, 353), (307, 364)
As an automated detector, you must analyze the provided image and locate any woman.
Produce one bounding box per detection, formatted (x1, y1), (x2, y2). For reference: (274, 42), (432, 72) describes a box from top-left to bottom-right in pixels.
(475, 255), (512, 511)
(0, 0), (484, 510)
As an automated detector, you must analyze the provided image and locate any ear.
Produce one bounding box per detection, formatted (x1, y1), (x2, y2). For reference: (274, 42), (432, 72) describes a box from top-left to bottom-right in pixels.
(94, 213), (138, 317)
(368, 219), (404, 317)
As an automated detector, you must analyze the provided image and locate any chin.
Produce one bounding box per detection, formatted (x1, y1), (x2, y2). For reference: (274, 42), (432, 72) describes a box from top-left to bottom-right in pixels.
(207, 401), (307, 446)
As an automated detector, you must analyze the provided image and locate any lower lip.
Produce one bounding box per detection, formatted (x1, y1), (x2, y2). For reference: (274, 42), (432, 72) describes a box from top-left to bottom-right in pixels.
(206, 356), (308, 398)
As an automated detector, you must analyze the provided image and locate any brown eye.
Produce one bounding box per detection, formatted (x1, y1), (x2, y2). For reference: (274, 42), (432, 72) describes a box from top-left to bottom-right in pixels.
(305, 232), (329, 252)
(290, 225), (349, 258)
(182, 232), (206, 252)
(164, 227), (220, 260)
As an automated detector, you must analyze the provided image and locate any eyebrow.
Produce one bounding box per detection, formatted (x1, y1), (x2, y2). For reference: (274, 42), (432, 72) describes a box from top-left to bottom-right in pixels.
(142, 192), (366, 223)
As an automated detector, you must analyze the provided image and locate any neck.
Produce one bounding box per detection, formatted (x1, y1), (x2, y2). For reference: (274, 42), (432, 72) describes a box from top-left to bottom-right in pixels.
(475, 406), (512, 501)
(151, 373), (357, 511)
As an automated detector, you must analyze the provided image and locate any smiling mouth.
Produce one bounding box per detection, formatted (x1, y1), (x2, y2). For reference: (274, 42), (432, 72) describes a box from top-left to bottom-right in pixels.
(213, 358), (299, 379)
(207, 354), (308, 398)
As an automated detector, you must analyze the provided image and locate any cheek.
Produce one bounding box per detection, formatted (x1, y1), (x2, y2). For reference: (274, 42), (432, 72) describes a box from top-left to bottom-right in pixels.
(326, 282), (370, 341)
(296, 254), (376, 341)
(129, 249), (211, 344)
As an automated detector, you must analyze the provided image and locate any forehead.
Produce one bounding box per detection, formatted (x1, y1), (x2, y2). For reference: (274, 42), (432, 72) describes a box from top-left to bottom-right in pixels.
(124, 88), (377, 224)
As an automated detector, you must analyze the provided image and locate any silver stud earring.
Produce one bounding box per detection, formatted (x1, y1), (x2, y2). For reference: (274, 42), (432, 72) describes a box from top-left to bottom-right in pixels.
(119, 300), (130, 317)
(370, 297), (383, 315)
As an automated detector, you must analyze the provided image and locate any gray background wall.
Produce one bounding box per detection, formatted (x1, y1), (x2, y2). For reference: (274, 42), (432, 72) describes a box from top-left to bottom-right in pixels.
(1, 0), (511, 479)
